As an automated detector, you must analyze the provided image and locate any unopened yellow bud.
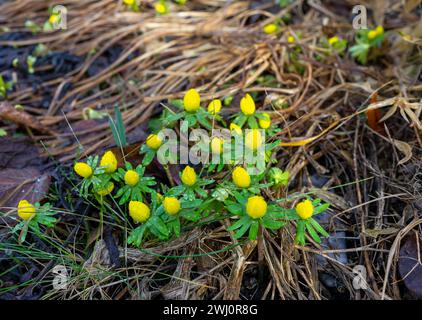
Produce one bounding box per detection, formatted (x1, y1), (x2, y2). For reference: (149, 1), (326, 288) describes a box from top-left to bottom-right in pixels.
(230, 123), (242, 135)
(263, 23), (278, 34)
(183, 88), (201, 112)
(154, 2), (167, 14)
(74, 162), (93, 179)
(17, 200), (36, 220)
(207, 99), (222, 115)
(245, 129), (263, 151)
(146, 134), (162, 150)
(368, 30), (377, 40)
(232, 166), (251, 188)
(181, 166), (197, 186)
(211, 137), (224, 154)
(100, 151), (118, 174)
(258, 112), (271, 129)
(129, 200), (150, 223)
(124, 170), (139, 186)
(163, 197), (181, 215)
(240, 93), (255, 116)
(295, 199), (314, 220)
(246, 196), (267, 219)
(328, 36), (339, 46)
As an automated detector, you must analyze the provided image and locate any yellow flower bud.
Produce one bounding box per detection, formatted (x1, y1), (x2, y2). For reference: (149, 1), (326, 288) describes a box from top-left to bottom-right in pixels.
(74, 162), (93, 179)
(375, 25), (384, 36)
(124, 170), (139, 186)
(287, 35), (295, 43)
(328, 36), (339, 46)
(154, 2), (167, 14)
(123, 0), (135, 5)
(207, 99), (222, 115)
(157, 193), (164, 203)
(232, 166), (251, 188)
(368, 30), (377, 40)
(96, 182), (114, 196)
(211, 137), (224, 154)
(246, 196), (267, 219)
(240, 93), (255, 116)
(230, 123), (242, 135)
(183, 88), (201, 112)
(258, 112), (271, 129)
(163, 197), (181, 215)
(146, 134), (162, 150)
(48, 14), (59, 24)
(100, 151), (118, 174)
(129, 200), (151, 223)
(263, 23), (278, 34)
(295, 199), (314, 220)
(181, 166), (197, 186)
(245, 129), (263, 151)
(17, 200), (36, 220)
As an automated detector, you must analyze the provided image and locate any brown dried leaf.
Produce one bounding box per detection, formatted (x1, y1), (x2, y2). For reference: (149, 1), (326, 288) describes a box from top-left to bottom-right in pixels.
(399, 233), (422, 298)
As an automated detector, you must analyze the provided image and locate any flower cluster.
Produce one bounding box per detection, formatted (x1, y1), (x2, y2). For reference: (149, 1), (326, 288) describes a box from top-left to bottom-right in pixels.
(68, 88), (330, 247)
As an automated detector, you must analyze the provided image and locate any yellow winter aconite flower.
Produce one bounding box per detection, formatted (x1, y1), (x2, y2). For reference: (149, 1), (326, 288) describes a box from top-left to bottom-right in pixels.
(181, 166), (197, 186)
(258, 112), (271, 129)
(232, 166), (251, 188)
(287, 35), (295, 43)
(230, 123), (242, 135)
(367, 30), (377, 40)
(48, 14), (59, 24)
(129, 200), (150, 223)
(183, 88), (201, 112)
(295, 199), (314, 220)
(123, 0), (135, 5)
(146, 134), (162, 150)
(17, 200), (36, 220)
(263, 23), (278, 34)
(163, 197), (181, 215)
(375, 25), (384, 36)
(245, 129), (263, 151)
(74, 162), (93, 178)
(207, 99), (222, 115)
(124, 170), (139, 186)
(100, 151), (118, 174)
(211, 137), (224, 154)
(328, 36), (339, 46)
(240, 93), (255, 116)
(154, 2), (167, 14)
(246, 196), (267, 219)
(96, 182), (114, 196)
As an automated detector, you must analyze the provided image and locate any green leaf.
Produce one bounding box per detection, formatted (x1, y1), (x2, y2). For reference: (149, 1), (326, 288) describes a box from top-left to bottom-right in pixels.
(306, 223), (321, 243)
(314, 203), (330, 215)
(247, 116), (258, 129)
(261, 216), (284, 230)
(295, 220), (306, 246)
(248, 221), (259, 240)
(169, 99), (184, 109)
(234, 220), (251, 239)
(142, 150), (155, 166)
(309, 218), (329, 238)
(228, 216), (249, 231)
(151, 217), (170, 237)
(109, 105), (127, 147)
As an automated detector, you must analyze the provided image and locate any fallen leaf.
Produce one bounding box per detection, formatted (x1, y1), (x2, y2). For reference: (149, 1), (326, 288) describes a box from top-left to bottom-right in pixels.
(0, 137), (43, 169)
(0, 137), (51, 218)
(399, 233), (422, 298)
(0, 168), (50, 208)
